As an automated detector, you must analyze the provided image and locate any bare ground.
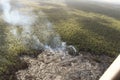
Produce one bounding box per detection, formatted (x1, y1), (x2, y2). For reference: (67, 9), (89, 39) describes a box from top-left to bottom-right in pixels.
(15, 51), (114, 80)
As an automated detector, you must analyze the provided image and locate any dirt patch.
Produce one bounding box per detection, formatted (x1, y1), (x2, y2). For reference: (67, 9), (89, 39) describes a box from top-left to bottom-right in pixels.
(15, 51), (114, 80)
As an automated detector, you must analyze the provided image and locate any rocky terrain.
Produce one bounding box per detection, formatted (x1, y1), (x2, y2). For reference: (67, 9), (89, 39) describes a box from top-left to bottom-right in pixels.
(16, 51), (114, 80)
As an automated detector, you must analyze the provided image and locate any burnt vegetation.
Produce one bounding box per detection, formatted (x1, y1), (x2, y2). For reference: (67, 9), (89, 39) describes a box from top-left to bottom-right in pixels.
(0, 0), (120, 80)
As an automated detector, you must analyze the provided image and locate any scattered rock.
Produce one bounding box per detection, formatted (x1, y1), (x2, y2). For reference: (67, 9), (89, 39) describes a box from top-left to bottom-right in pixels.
(67, 45), (78, 56)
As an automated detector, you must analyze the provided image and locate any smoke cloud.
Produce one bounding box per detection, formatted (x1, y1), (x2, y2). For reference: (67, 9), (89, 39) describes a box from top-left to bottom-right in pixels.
(0, 0), (69, 54)
(1, 0), (35, 26)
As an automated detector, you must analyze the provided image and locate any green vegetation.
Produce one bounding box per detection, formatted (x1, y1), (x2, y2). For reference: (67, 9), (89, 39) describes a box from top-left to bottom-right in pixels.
(42, 7), (120, 56)
(0, 1), (120, 79)
(66, 0), (120, 20)
(0, 9), (58, 79)
(0, 20), (27, 79)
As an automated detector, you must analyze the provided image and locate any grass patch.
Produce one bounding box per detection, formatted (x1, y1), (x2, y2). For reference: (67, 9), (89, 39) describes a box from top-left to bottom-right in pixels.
(0, 20), (29, 79)
(42, 7), (120, 56)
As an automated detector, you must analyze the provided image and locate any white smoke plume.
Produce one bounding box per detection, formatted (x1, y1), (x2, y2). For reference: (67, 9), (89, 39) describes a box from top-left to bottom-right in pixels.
(0, 0), (77, 56)
(0, 0), (67, 53)
(1, 0), (35, 26)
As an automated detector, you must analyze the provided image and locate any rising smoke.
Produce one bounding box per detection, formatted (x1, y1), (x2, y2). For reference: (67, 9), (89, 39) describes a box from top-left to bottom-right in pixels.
(0, 0), (68, 54)
(1, 0), (35, 26)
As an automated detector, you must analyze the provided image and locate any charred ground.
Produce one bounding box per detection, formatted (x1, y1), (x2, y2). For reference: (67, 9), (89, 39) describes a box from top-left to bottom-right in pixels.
(0, 0), (120, 80)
